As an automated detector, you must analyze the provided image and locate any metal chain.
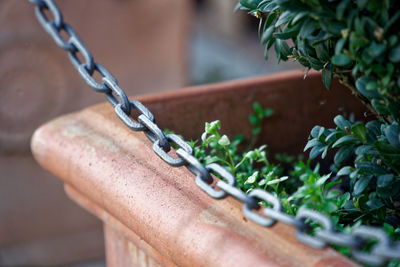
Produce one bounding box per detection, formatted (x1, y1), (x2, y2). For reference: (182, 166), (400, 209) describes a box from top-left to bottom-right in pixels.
(29, 1), (400, 265)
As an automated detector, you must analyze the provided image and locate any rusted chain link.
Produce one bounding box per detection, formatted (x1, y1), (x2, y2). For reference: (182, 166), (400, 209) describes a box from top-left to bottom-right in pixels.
(29, 0), (400, 265)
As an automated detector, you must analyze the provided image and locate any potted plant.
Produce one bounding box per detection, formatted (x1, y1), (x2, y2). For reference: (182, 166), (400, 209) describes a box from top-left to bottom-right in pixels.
(29, 0), (400, 266)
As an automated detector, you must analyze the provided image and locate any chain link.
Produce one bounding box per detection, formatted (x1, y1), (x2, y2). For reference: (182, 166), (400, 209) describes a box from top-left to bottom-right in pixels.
(30, 1), (400, 265)
(243, 189), (282, 227)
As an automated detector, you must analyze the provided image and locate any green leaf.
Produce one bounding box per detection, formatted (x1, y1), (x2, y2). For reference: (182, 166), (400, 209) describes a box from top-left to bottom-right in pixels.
(331, 53), (352, 66)
(299, 18), (318, 39)
(275, 11), (293, 27)
(320, 20), (345, 35)
(366, 197), (384, 210)
(315, 43), (330, 62)
(249, 114), (258, 126)
(310, 125), (322, 138)
(389, 45), (400, 63)
(371, 99), (389, 115)
(335, 38), (346, 55)
(218, 135), (230, 146)
(322, 67), (332, 90)
(353, 176), (372, 195)
(377, 174), (394, 188)
(275, 38), (291, 60)
(252, 127), (261, 135)
(273, 30), (298, 40)
(264, 108), (274, 117)
(385, 123), (400, 148)
(334, 115), (351, 131)
(239, 0), (262, 10)
(264, 12), (277, 29)
(355, 161), (386, 175)
(336, 0), (350, 20)
(306, 55), (324, 70)
(316, 173), (332, 186)
(351, 123), (367, 141)
(326, 180), (342, 192)
(205, 120), (221, 134)
(267, 176), (289, 185)
(355, 145), (374, 156)
(355, 76), (381, 98)
(332, 135), (359, 148)
(334, 146), (353, 165)
(245, 171), (259, 184)
(337, 166), (352, 176)
(309, 144), (324, 159)
(253, 102), (264, 117)
(263, 43), (269, 60)
(367, 42), (386, 58)
(261, 25), (275, 45)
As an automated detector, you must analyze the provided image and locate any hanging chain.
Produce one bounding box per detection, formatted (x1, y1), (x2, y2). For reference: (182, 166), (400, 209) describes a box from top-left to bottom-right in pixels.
(29, 1), (400, 265)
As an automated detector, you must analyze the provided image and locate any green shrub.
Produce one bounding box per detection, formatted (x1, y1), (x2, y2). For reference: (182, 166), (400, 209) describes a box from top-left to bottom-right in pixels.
(236, 0), (400, 123)
(235, 0), (400, 228)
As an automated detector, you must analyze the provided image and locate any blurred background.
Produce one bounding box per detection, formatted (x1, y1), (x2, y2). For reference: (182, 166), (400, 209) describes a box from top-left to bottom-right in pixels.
(0, 0), (299, 265)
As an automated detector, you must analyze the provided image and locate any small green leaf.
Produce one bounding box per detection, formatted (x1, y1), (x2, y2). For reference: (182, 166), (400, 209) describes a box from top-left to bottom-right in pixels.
(322, 67), (332, 90)
(275, 38), (291, 60)
(389, 45), (400, 63)
(299, 18), (318, 39)
(366, 197), (384, 210)
(275, 11), (292, 27)
(332, 135), (359, 148)
(334, 146), (353, 165)
(385, 123), (400, 148)
(245, 171), (259, 184)
(337, 166), (352, 176)
(367, 42), (386, 58)
(336, 0), (350, 19)
(218, 135), (230, 146)
(261, 25), (275, 45)
(239, 0), (262, 10)
(353, 176), (372, 195)
(205, 120), (221, 134)
(356, 76), (380, 98)
(351, 122), (367, 141)
(334, 115), (351, 131)
(264, 108), (274, 117)
(377, 174), (394, 188)
(310, 125), (322, 138)
(335, 38), (346, 55)
(316, 173), (331, 186)
(355, 161), (386, 175)
(332, 53), (352, 66)
(355, 145), (374, 155)
(273, 30), (299, 40)
(252, 127), (261, 135)
(267, 176), (289, 185)
(309, 145), (324, 159)
(253, 102), (264, 117)
(372, 99), (390, 115)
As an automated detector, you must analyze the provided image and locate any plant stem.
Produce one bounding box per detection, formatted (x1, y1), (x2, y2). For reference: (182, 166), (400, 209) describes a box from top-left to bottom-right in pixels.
(223, 146), (236, 174)
(334, 72), (393, 123)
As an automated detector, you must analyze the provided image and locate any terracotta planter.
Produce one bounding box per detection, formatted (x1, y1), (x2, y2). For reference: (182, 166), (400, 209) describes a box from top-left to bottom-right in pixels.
(31, 70), (366, 266)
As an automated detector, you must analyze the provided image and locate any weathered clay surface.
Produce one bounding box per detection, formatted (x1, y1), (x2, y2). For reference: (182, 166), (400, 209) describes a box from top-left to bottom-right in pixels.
(31, 71), (364, 266)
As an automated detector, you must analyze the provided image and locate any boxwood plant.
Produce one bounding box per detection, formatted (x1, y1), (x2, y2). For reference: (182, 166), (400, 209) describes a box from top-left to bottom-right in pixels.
(232, 0), (400, 264)
(185, 0), (400, 264)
